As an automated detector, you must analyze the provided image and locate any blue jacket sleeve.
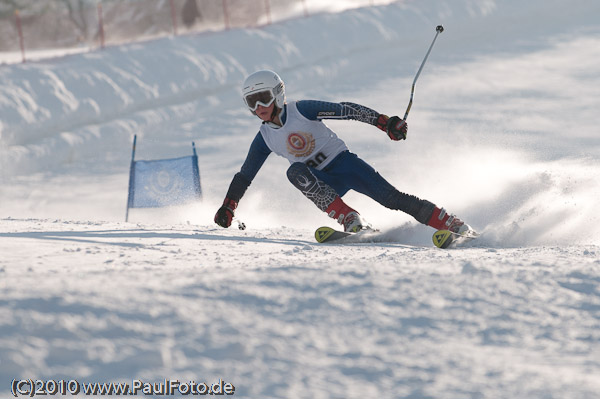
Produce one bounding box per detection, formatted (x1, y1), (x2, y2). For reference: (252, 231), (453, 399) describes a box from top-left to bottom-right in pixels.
(296, 100), (381, 126)
(225, 132), (271, 202)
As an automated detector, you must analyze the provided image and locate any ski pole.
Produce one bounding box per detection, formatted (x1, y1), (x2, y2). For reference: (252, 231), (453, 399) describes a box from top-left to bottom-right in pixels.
(403, 25), (444, 121)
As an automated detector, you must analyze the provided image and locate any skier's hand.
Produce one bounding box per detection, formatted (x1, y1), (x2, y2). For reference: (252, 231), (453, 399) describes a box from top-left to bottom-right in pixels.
(375, 114), (407, 141)
(214, 198), (238, 228)
(386, 116), (408, 140)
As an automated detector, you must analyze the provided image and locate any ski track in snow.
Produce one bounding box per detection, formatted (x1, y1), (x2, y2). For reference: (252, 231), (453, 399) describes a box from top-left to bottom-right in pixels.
(1, 0), (600, 397)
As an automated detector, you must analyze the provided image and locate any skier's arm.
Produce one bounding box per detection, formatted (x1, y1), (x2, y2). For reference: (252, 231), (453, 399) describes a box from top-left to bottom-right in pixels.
(296, 100), (379, 124)
(296, 100), (407, 140)
(214, 133), (271, 228)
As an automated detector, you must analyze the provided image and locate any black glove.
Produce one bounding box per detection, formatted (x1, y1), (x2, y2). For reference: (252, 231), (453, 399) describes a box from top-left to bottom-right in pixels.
(386, 115), (408, 140)
(376, 114), (407, 140)
(214, 198), (238, 228)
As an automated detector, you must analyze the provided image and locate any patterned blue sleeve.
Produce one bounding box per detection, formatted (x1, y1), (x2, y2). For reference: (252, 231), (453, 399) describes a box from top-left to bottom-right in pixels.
(226, 132), (272, 201)
(296, 100), (381, 126)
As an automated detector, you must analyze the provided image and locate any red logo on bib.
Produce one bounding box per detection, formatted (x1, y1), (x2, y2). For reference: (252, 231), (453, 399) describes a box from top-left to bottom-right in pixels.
(287, 132), (315, 158)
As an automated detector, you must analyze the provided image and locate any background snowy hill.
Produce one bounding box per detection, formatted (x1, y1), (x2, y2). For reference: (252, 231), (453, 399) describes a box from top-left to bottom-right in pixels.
(1, 0), (599, 244)
(1, 0), (600, 398)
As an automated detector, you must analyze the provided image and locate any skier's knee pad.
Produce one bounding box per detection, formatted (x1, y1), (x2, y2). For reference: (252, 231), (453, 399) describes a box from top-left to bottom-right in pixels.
(286, 162), (312, 189)
(286, 162), (337, 211)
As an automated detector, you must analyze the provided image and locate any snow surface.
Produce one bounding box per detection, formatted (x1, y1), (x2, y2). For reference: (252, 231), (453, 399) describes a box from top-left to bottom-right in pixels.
(1, 0), (600, 397)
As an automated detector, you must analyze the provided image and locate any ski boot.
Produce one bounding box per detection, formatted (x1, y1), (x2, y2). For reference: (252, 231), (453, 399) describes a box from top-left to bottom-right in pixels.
(428, 207), (477, 248)
(428, 207), (472, 234)
(326, 196), (367, 233)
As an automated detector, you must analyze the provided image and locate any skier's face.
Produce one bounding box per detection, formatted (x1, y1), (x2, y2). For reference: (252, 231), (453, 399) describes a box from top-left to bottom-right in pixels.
(255, 103), (275, 122)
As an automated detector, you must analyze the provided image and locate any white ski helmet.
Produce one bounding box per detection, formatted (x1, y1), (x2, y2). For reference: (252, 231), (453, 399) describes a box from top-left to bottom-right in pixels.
(242, 70), (285, 113)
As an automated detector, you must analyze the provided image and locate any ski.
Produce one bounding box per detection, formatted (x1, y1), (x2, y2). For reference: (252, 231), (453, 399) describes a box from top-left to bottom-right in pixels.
(314, 226), (378, 244)
(432, 229), (479, 249)
(316, 226), (479, 247)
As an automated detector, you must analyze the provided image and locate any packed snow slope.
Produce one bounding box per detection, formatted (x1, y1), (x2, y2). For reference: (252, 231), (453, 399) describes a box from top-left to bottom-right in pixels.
(1, 0), (600, 398)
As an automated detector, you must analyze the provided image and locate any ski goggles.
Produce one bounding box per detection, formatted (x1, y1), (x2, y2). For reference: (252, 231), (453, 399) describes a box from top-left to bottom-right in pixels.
(244, 89), (275, 111)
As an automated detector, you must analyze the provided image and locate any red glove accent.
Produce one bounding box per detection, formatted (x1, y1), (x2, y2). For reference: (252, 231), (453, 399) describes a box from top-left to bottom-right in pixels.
(375, 114), (389, 132)
(214, 198), (238, 228)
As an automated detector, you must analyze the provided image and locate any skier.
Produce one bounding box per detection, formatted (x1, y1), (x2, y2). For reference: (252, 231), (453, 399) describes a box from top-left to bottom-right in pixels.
(214, 70), (472, 236)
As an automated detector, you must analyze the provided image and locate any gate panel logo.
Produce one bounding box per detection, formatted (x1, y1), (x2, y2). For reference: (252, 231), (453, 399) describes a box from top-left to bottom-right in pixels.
(287, 132), (315, 158)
